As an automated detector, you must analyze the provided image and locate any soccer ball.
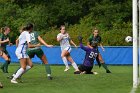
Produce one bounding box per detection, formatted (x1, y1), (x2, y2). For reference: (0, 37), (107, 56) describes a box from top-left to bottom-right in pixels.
(125, 36), (132, 43)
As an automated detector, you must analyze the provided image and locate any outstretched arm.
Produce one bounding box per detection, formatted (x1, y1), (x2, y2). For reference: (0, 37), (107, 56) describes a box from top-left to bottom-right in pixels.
(78, 36), (90, 51)
(38, 36), (53, 47)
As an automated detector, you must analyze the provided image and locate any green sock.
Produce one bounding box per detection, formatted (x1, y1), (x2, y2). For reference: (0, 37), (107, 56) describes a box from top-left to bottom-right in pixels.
(45, 64), (51, 76)
(101, 63), (109, 71)
(4, 61), (9, 73)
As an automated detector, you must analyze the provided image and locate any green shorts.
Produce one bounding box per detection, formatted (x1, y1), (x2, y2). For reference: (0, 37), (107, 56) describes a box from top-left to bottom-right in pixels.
(27, 48), (44, 59)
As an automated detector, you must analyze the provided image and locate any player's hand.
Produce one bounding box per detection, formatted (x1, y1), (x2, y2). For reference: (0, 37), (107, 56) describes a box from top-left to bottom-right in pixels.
(5, 38), (9, 42)
(46, 45), (53, 48)
(9, 43), (13, 46)
(78, 36), (83, 42)
(74, 45), (78, 48)
(102, 48), (105, 52)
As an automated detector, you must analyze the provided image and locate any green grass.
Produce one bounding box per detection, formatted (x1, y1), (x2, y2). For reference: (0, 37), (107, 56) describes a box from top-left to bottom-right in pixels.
(0, 64), (139, 93)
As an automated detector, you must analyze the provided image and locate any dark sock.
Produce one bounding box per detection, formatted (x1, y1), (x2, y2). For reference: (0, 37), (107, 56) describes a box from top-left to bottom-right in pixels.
(4, 61), (9, 73)
(45, 64), (51, 76)
(101, 63), (109, 71)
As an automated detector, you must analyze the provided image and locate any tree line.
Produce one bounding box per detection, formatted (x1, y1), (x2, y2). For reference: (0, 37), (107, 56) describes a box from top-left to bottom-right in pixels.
(0, 0), (132, 46)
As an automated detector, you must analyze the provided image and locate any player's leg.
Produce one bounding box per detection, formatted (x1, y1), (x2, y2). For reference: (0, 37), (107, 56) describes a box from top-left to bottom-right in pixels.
(0, 51), (10, 73)
(36, 49), (52, 80)
(98, 53), (111, 73)
(11, 58), (27, 83)
(4, 50), (11, 73)
(61, 50), (70, 71)
(66, 54), (79, 71)
(0, 82), (3, 88)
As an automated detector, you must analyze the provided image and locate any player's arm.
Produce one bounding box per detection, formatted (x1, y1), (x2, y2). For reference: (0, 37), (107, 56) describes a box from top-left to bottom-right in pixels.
(57, 34), (63, 42)
(99, 37), (105, 51)
(99, 43), (105, 51)
(15, 38), (19, 47)
(78, 36), (89, 51)
(0, 38), (9, 44)
(70, 39), (77, 47)
(38, 36), (53, 47)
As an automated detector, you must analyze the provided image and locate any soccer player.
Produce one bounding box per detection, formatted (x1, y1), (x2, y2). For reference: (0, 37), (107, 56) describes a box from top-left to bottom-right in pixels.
(87, 28), (111, 73)
(11, 23), (53, 80)
(75, 36), (98, 74)
(26, 23), (53, 80)
(57, 25), (79, 72)
(0, 27), (12, 73)
(11, 25), (40, 83)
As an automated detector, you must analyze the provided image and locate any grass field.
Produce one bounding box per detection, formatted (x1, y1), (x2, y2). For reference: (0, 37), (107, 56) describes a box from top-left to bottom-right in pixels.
(0, 64), (139, 93)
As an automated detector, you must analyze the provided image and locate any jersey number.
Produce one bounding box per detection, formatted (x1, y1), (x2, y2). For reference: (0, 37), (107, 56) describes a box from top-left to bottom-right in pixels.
(30, 33), (35, 40)
(89, 52), (98, 59)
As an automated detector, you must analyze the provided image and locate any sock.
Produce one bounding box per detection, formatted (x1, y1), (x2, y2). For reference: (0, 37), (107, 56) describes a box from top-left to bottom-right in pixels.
(13, 67), (21, 76)
(72, 62), (78, 71)
(101, 63), (109, 71)
(13, 68), (24, 80)
(19, 65), (31, 78)
(1, 63), (6, 72)
(45, 64), (51, 76)
(62, 57), (69, 68)
(4, 61), (9, 73)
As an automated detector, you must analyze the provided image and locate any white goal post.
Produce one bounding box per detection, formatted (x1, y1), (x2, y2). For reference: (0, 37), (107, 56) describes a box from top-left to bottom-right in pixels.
(133, 0), (140, 88)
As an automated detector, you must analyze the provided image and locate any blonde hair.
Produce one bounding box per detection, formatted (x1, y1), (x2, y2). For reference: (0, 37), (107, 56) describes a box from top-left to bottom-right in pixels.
(1, 26), (9, 33)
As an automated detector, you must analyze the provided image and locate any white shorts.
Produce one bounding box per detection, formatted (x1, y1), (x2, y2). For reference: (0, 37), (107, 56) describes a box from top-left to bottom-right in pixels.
(61, 47), (72, 53)
(15, 51), (29, 59)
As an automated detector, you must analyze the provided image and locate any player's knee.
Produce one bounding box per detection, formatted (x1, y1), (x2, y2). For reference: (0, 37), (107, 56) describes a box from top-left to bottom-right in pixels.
(61, 54), (65, 58)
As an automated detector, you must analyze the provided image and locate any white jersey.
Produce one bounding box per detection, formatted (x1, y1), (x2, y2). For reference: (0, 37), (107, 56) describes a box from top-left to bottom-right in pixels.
(57, 33), (71, 50)
(15, 31), (31, 59)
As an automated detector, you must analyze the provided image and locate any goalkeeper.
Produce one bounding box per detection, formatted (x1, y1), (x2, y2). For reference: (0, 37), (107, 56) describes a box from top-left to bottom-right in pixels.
(75, 36), (98, 74)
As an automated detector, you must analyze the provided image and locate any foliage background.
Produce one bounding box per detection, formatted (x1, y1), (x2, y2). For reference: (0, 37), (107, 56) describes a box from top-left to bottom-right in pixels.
(0, 0), (132, 46)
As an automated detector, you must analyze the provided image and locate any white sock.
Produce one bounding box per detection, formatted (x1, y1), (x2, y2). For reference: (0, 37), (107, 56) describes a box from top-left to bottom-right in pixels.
(72, 62), (78, 71)
(19, 65), (31, 78)
(24, 65), (31, 73)
(62, 57), (69, 68)
(13, 68), (24, 80)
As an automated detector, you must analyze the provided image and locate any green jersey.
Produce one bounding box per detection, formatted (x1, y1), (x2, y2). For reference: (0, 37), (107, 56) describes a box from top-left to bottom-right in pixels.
(28, 31), (40, 50)
(88, 35), (101, 48)
(0, 33), (10, 50)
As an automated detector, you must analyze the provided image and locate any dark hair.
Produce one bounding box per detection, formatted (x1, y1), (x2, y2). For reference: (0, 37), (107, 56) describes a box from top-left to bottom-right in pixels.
(60, 25), (65, 30)
(26, 23), (33, 30)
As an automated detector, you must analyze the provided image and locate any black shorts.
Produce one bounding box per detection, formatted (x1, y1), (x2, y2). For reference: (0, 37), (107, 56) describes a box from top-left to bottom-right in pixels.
(78, 65), (93, 74)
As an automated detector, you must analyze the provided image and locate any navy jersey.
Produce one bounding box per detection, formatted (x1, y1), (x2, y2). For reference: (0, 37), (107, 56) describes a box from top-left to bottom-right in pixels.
(80, 43), (98, 67)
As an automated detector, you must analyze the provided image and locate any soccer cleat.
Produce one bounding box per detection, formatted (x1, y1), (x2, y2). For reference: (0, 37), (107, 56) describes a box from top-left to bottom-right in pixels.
(11, 79), (18, 84)
(93, 71), (98, 75)
(47, 76), (53, 80)
(64, 67), (70, 72)
(106, 70), (111, 73)
(0, 82), (3, 88)
(74, 71), (81, 74)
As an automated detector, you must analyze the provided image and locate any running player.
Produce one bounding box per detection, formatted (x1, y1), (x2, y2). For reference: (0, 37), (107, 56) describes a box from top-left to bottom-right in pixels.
(11, 23), (53, 80)
(57, 25), (79, 72)
(0, 27), (12, 73)
(26, 23), (53, 80)
(87, 28), (111, 73)
(11, 26), (40, 83)
(74, 36), (98, 74)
